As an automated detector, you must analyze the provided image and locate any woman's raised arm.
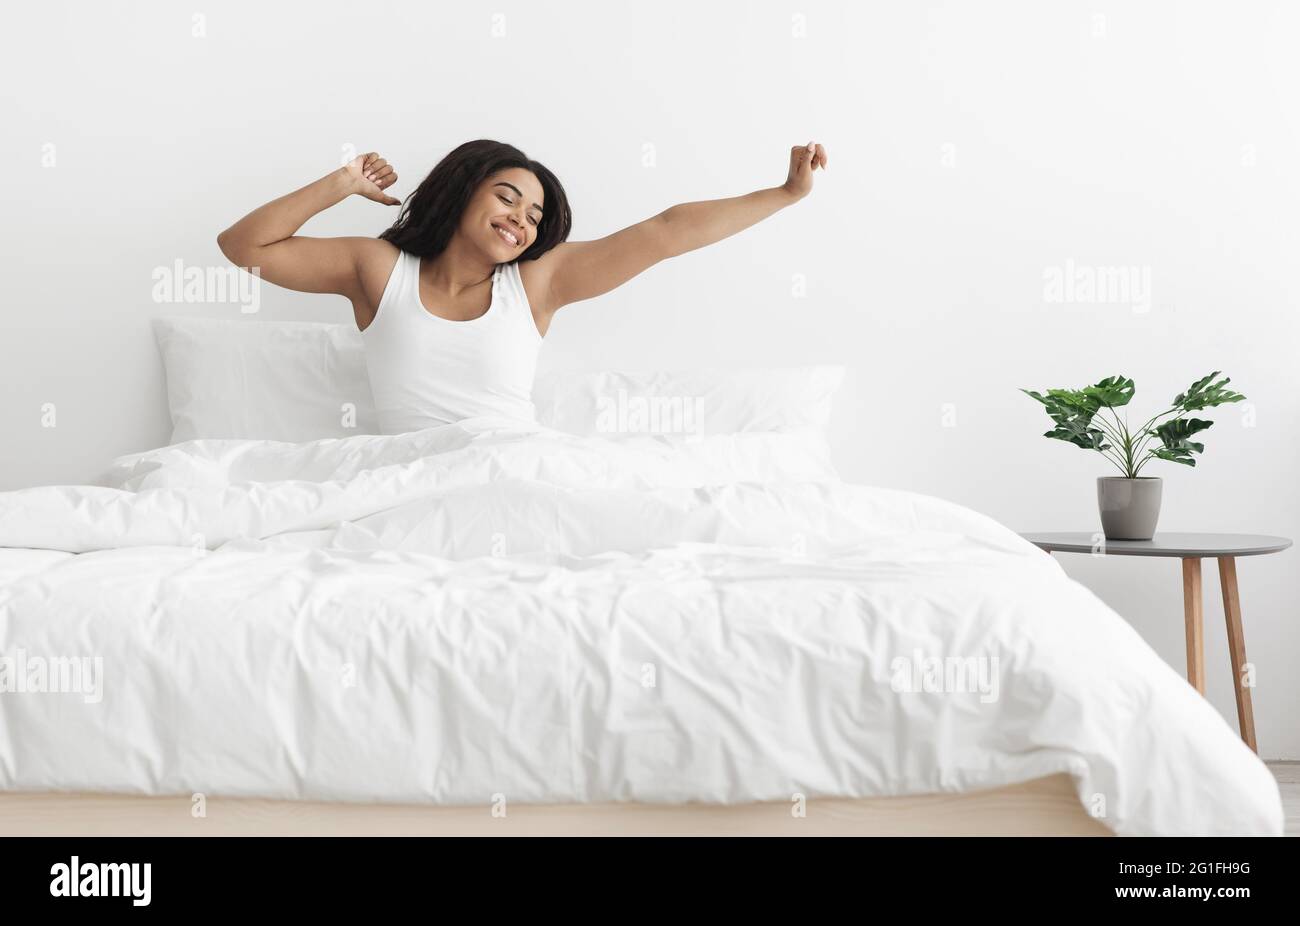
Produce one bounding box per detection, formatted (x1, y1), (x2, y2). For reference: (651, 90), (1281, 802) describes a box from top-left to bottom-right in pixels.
(531, 142), (827, 320)
(216, 153), (400, 310)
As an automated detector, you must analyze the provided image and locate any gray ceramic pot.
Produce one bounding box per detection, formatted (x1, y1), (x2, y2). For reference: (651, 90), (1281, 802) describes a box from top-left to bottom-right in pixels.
(1097, 476), (1162, 540)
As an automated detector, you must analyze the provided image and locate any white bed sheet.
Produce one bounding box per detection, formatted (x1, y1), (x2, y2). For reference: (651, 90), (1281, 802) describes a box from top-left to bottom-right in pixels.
(0, 419), (1282, 835)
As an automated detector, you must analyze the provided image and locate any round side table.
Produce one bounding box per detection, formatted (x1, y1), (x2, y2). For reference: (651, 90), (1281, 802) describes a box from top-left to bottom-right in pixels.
(1020, 532), (1292, 754)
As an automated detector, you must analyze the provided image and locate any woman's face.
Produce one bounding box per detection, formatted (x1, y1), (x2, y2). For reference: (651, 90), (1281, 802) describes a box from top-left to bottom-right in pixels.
(462, 168), (545, 261)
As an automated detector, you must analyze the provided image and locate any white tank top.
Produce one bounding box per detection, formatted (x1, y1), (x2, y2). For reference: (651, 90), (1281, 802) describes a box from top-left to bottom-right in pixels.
(361, 250), (542, 434)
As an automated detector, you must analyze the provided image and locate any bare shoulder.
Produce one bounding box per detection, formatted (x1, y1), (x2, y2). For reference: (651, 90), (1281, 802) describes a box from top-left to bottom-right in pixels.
(517, 223), (668, 323)
(350, 238), (401, 319)
(352, 238), (403, 292)
(517, 243), (576, 321)
(344, 237), (402, 330)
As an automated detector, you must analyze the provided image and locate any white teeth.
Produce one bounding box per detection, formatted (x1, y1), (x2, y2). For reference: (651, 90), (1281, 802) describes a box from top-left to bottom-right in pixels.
(494, 225), (518, 246)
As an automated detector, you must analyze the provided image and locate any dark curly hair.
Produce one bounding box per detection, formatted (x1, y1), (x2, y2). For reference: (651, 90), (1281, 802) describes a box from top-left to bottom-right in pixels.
(379, 139), (572, 263)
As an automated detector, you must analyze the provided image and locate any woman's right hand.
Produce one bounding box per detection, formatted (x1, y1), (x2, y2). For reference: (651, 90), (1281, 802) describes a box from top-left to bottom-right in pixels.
(343, 152), (400, 205)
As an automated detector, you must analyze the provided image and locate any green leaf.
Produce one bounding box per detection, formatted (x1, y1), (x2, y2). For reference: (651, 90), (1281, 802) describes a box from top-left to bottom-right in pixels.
(1153, 417), (1213, 463)
(1044, 425), (1110, 450)
(1080, 375), (1135, 408)
(1150, 448), (1198, 467)
(1022, 387), (1110, 451)
(1174, 372), (1246, 412)
(1045, 388), (1101, 414)
(1156, 417), (1213, 441)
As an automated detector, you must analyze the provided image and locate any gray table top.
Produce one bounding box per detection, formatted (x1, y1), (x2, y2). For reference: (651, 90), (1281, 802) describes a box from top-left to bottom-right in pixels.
(1020, 532), (1292, 557)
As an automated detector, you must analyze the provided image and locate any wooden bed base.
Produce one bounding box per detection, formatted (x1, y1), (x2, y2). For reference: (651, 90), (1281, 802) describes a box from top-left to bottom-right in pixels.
(0, 774), (1110, 836)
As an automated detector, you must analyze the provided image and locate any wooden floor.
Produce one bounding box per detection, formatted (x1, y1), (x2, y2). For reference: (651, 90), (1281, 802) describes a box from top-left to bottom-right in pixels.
(1268, 761), (1300, 837)
(0, 766), (1293, 835)
(0, 773), (1108, 836)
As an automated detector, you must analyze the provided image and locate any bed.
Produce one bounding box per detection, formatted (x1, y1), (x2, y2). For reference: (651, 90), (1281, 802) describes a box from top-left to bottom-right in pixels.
(0, 343), (1284, 837)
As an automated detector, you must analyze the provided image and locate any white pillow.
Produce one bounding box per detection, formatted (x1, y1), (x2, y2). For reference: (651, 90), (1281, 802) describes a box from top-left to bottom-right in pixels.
(534, 366), (845, 437)
(152, 317), (379, 443)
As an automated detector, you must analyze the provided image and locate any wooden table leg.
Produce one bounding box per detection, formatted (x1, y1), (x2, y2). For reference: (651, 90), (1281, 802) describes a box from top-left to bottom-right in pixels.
(1217, 556), (1258, 753)
(1181, 558), (1205, 694)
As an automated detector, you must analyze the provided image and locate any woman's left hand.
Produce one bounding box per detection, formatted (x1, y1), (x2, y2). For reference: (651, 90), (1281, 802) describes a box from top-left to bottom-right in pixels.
(783, 141), (827, 201)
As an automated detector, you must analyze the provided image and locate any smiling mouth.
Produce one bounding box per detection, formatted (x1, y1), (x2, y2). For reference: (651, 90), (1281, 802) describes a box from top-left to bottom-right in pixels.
(491, 223), (520, 247)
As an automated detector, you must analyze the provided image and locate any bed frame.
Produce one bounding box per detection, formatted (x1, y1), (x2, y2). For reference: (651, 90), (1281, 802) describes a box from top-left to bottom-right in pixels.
(0, 774), (1109, 835)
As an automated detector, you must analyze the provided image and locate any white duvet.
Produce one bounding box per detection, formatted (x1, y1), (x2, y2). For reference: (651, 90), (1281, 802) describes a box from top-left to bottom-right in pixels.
(0, 419), (1282, 835)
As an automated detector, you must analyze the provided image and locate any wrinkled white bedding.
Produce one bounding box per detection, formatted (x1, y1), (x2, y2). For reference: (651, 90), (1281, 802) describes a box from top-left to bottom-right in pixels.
(0, 418), (1282, 835)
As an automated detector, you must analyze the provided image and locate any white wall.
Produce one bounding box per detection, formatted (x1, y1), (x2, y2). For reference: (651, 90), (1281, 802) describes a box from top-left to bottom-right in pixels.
(2, 1), (1297, 756)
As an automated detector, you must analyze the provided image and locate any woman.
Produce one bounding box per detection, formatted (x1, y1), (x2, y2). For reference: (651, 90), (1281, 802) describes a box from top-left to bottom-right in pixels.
(217, 139), (828, 434)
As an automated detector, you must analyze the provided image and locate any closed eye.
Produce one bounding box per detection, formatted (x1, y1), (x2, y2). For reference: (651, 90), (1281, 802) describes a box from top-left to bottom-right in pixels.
(498, 194), (540, 226)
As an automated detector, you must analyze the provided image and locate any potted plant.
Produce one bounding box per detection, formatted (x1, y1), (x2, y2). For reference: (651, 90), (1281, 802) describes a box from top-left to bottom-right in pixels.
(1021, 372), (1246, 540)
